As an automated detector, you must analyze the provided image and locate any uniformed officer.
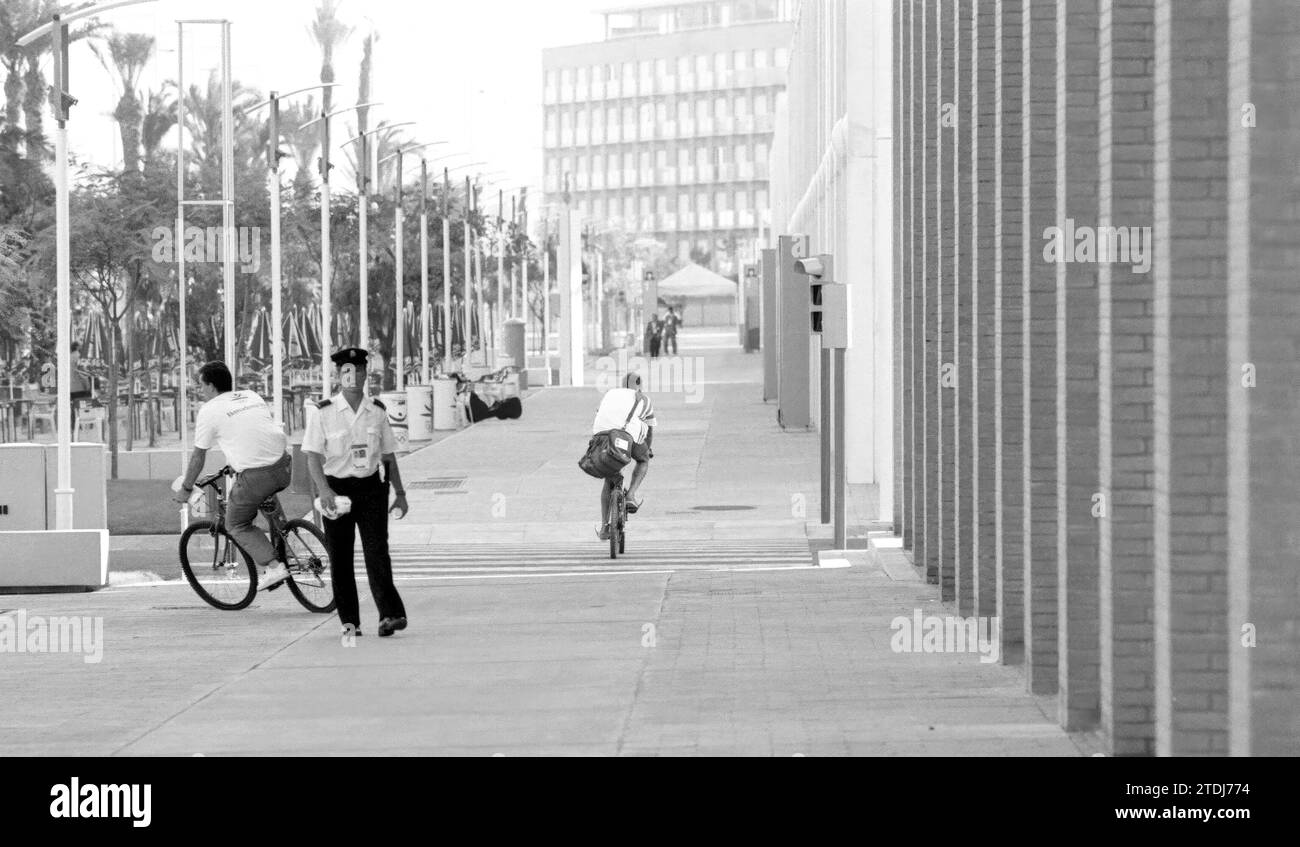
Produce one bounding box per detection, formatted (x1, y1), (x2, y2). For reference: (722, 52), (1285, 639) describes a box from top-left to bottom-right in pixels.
(302, 347), (410, 638)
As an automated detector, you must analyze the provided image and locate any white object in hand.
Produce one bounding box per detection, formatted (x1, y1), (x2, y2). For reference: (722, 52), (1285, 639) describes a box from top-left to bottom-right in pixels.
(315, 495), (351, 518)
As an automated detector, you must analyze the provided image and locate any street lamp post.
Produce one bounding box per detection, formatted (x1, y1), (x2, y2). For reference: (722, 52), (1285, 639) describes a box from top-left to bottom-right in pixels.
(441, 160), (486, 368)
(248, 82), (341, 428)
(299, 101), (382, 397)
(18, 0), (158, 530)
(341, 118), (414, 353)
(380, 142), (446, 392)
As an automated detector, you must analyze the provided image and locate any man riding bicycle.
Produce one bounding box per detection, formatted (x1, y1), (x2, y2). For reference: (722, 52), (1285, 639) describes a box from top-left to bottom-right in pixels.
(174, 361), (294, 592)
(592, 372), (656, 540)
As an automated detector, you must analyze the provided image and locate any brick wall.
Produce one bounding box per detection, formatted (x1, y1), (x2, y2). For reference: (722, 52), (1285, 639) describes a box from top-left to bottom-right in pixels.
(954, 0), (974, 613)
(994, 0), (1026, 663)
(1152, 0), (1230, 757)
(1098, 0), (1156, 757)
(1056, 0), (1102, 732)
(1225, 0), (1300, 758)
(972, 0), (999, 619)
(1022, 0), (1060, 695)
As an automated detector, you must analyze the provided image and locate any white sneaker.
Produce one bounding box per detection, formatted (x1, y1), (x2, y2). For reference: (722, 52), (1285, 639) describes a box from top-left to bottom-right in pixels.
(257, 562), (290, 591)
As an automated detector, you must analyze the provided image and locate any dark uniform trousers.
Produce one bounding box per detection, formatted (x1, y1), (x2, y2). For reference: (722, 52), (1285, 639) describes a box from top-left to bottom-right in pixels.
(324, 471), (406, 627)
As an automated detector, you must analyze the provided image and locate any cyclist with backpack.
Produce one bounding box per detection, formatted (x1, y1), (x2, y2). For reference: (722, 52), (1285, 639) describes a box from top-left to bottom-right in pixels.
(584, 372), (656, 540)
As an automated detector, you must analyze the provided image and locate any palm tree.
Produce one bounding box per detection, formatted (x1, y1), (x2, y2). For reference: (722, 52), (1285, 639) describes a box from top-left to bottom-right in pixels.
(91, 30), (154, 174)
(0, 0), (101, 158)
(182, 70), (261, 191)
(140, 85), (176, 161)
(280, 95), (321, 201)
(307, 0), (353, 115)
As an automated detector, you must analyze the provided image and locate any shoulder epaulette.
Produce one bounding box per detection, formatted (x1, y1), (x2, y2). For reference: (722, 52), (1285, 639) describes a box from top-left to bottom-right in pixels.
(372, 398), (386, 411)
(314, 399), (332, 409)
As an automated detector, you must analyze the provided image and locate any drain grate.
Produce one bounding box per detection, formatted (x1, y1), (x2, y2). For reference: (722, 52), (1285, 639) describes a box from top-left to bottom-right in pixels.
(692, 505), (756, 511)
(409, 476), (468, 493)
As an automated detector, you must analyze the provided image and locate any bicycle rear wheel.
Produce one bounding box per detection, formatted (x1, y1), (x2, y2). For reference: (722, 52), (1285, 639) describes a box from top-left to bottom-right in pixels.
(282, 519), (336, 613)
(179, 521), (256, 610)
(608, 493), (622, 560)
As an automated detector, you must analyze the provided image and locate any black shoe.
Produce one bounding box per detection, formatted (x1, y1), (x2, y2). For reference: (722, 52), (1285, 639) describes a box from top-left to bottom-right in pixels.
(392, 617), (408, 631)
(378, 617), (399, 637)
(626, 499), (642, 514)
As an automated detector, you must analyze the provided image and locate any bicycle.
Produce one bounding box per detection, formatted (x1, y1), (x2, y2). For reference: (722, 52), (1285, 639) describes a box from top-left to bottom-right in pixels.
(179, 466), (335, 613)
(604, 472), (629, 559)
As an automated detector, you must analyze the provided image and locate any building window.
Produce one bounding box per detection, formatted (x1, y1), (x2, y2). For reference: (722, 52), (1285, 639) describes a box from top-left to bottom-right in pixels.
(607, 106), (618, 129)
(655, 58), (668, 78)
(577, 66), (588, 87)
(734, 93), (749, 117)
(714, 94), (728, 118)
(714, 52), (727, 74)
(715, 190), (729, 212)
(694, 54), (709, 75)
(560, 67), (572, 87)
(734, 143), (748, 163)
(545, 69), (557, 89)
(735, 190), (749, 211)
(622, 61), (635, 81)
(677, 192), (689, 215)
(677, 147), (690, 169)
(695, 98), (708, 122)
(756, 141), (769, 162)
(656, 100), (668, 122)
(640, 195), (651, 218)
(733, 49), (749, 70)
(677, 99), (690, 123)
(755, 92), (769, 115)
(754, 48), (769, 68)
(677, 56), (691, 77)
(545, 111), (556, 133)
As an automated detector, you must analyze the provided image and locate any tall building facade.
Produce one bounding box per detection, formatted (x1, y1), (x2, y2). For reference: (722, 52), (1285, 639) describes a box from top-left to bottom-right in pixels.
(541, 0), (795, 277)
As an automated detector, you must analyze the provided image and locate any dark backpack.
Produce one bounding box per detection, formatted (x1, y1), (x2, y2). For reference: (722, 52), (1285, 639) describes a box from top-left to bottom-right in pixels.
(579, 394), (643, 479)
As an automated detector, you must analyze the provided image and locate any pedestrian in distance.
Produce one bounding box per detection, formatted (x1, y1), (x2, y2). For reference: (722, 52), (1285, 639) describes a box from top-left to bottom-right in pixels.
(303, 347), (410, 638)
(173, 361), (295, 592)
(663, 307), (681, 356)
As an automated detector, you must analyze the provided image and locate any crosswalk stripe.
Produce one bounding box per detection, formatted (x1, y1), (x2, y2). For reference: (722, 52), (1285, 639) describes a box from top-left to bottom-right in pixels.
(383, 539), (814, 574)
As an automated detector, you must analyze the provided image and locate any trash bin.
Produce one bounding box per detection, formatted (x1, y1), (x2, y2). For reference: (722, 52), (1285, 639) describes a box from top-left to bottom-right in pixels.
(379, 392), (409, 453)
(432, 375), (458, 430)
(501, 318), (526, 368)
(406, 385), (433, 441)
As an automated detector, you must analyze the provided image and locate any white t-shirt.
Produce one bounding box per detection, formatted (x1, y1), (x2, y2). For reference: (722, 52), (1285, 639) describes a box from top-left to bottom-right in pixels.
(592, 388), (656, 444)
(193, 390), (288, 472)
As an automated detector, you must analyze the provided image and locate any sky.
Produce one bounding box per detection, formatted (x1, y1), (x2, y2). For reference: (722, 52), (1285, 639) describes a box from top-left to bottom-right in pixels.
(60, 0), (609, 196)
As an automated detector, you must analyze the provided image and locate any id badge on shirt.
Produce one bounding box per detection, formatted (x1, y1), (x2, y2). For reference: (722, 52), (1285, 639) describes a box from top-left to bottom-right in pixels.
(349, 444), (369, 472)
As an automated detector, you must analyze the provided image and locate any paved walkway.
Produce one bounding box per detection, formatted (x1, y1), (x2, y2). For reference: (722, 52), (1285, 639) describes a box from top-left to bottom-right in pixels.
(0, 329), (1084, 756)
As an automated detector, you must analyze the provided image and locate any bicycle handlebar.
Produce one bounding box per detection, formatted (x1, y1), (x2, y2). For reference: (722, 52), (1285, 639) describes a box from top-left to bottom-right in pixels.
(195, 466), (234, 489)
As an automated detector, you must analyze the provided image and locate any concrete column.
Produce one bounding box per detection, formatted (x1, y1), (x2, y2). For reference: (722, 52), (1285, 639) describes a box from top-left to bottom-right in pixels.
(1098, 0), (1156, 756)
(922, 0), (940, 584)
(994, 0), (1026, 663)
(1021, 0), (1059, 695)
(937, 0), (956, 601)
(1055, 0), (1102, 732)
(895, 0), (909, 540)
(1226, 0), (1300, 759)
(971, 0), (999, 619)
(1153, 0), (1231, 756)
(953, 0), (973, 612)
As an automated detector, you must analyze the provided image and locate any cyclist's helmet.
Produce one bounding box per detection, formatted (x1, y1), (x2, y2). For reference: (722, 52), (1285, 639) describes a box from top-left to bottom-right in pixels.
(624, 373), (643, 390)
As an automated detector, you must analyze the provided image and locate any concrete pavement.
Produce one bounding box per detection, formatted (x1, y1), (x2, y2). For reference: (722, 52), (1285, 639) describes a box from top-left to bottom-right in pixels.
(0, 329), (1086, 756)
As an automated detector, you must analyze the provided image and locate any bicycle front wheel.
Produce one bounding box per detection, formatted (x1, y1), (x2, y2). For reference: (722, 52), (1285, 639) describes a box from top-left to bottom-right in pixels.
(282, 519), (336, 614)
(179, 521), (256, 610)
